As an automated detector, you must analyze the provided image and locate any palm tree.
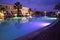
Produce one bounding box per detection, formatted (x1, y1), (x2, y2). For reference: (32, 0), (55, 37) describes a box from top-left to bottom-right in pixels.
(54, 3), (60, 10)
(54, 3), (60, 17)
(14, 2), (22, 17)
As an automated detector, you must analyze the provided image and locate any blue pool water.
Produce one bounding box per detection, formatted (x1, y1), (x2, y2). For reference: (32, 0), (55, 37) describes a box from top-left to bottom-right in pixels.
(0, 17), (57, 40)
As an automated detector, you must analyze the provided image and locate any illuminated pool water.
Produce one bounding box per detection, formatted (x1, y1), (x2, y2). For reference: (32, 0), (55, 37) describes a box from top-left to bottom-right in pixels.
(0, 17), (57, 40)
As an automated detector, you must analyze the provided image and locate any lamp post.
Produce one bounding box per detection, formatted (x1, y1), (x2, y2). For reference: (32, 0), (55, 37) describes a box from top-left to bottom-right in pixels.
(44, 11), (47, 17)
(56, 11), (60, 17)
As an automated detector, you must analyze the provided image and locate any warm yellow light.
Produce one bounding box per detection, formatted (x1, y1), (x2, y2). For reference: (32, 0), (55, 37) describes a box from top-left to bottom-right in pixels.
(0, 12), (4, 19)
(44, 11), (47, 16)
(27, 13), (30, 16)
(14, 14), (17, 17)
(22, 17), (27, 21)
(0, 19), (4, 22)
(56, 12), (60, 17)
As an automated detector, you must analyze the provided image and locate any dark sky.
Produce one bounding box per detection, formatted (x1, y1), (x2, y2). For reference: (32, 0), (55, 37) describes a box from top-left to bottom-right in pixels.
(0, 0), (60, 12)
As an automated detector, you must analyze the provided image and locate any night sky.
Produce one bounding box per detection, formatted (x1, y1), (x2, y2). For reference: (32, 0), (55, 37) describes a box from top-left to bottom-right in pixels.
(0, 0), (60, 12)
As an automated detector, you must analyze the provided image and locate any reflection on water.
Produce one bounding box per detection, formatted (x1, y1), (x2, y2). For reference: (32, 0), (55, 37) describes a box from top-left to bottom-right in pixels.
(0, 19), (4, 24)
(20, 17), (29, 23)
(0, 17), (32, 27)
(0, 17), (57, 25)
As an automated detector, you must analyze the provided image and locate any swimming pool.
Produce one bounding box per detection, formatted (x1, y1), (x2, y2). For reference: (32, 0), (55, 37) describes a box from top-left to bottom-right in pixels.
(0, 17), (57, 40)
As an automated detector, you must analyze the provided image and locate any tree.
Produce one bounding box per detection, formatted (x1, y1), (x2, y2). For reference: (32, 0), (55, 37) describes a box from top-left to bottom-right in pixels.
(54, 3), (60, 17)
(54, 3), (60, 10)
(28, 8), (34, 16)
(0, 7), (6, 13)
(14, 2), (22, 17)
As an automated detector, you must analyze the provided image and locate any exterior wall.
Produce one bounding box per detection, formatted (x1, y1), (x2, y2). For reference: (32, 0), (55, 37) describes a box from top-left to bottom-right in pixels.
(21, 7), (29, 16)
(0, 4), (29, 15)
(0, 4), (30, 17)
(0, 4), (34, 19)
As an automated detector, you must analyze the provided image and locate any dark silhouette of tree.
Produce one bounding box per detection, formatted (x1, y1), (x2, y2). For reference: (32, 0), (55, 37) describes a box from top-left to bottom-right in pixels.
(35, 11), (41, 16)
(54, 3), (60, 17)
(0, 5), (2, 9)
(14, 2), (22, 17)
(0, 7), (6, 13)
(28, 8), (32, 14)
(28, 8), (34, 16)
(54, 3), (60, 10)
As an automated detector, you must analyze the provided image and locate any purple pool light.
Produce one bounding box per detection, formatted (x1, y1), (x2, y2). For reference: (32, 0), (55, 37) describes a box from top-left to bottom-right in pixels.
(40, 22), (51, 27)
(29, 22), (51, 28)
